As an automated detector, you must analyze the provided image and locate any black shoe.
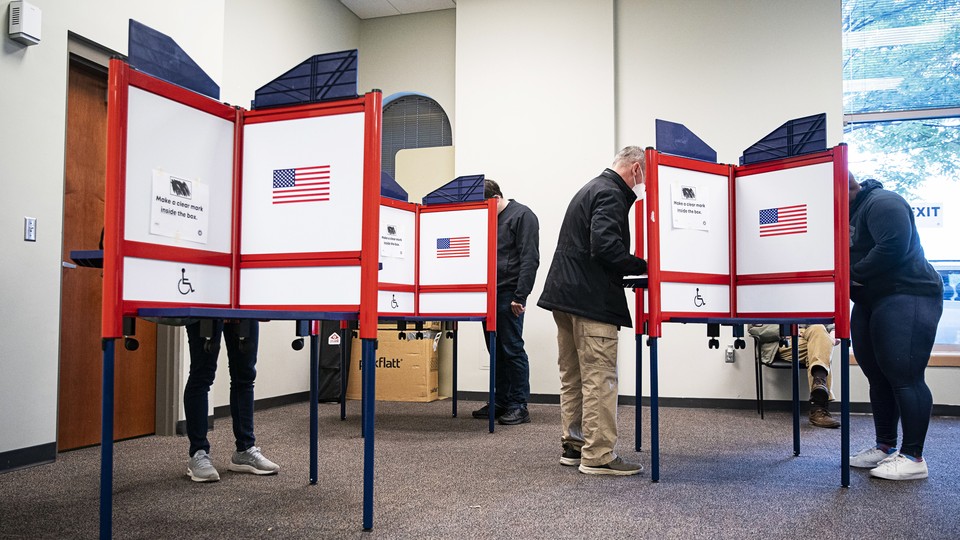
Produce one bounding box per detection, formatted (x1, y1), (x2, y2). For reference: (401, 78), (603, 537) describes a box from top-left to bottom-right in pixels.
(472, 404), (506, 419)
(810, 376), (829, 406)
(497, 407), (531, 425)
(560, 445), (582, 466)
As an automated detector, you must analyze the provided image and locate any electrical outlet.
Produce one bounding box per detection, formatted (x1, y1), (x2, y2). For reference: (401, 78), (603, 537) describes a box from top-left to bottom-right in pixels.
(724, 345), (735, 363)
(24, 217), (37, 241)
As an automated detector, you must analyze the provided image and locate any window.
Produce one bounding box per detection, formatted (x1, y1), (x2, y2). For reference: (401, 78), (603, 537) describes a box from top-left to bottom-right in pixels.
(381, 93), (452, 180)
(843, 0), (960, 353)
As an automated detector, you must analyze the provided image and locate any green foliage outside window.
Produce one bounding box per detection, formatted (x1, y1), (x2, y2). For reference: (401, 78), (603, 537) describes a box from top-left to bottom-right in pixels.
(843, 0), (960, 195)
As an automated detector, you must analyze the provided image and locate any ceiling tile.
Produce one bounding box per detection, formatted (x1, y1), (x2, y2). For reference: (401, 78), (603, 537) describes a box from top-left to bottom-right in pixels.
(340, 0), (401, 19)
(340, 0), (455, 19)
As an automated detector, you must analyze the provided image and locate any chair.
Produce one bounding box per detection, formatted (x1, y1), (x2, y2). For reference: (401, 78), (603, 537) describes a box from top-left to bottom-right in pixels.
(753, 337), (805, 419)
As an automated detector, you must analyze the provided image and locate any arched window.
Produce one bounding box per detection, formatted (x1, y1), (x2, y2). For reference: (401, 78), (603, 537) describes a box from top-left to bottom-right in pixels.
(381, 93), (452, 179)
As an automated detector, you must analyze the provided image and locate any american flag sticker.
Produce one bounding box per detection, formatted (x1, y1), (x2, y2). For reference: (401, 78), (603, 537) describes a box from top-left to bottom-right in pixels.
(436, 236), (470, 258)
(759, 204), (808, 237)
(272, 165), (331, 204)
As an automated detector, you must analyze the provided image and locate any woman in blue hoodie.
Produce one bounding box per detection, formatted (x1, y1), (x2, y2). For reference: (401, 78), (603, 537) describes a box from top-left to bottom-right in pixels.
(847, 173), (943, 480)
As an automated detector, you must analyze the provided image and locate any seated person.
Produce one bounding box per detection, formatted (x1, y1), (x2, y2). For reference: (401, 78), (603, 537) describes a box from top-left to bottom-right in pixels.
(748, 324), (840, 428)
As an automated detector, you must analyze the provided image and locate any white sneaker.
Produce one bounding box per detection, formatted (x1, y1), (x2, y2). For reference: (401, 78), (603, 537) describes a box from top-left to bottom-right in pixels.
(850, 446), (896, 468)
(869, 454), (928, 480)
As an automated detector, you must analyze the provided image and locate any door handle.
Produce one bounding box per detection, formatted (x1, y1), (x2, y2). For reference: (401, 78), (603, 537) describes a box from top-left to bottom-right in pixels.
(62, 261), (78, 269)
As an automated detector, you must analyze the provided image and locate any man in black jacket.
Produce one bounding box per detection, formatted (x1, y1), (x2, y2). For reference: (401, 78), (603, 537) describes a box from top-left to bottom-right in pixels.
(537, 146), (648, 475)
(847, 173), (943, 480)
(472, 179), (540, 425)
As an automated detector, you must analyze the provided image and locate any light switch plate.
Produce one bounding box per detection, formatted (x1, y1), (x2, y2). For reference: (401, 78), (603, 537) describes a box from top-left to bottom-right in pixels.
(24, 216), (36, 241)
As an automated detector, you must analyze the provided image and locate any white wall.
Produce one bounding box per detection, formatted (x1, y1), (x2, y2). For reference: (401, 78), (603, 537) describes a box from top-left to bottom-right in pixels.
(221, 0), (359, 109)
(0, 0), (226, 455)
(358, 9), (455, 130)
(455, 0), (618, 396)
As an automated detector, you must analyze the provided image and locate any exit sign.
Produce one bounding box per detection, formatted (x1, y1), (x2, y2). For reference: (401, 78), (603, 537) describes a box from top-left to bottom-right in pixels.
(911, 201), (943, 228)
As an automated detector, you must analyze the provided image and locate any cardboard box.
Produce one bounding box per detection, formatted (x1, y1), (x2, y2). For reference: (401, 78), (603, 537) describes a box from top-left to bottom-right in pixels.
(346, 329), (440, 402)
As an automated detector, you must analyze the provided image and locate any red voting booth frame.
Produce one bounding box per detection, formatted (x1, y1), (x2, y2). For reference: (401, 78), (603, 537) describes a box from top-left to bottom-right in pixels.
(633, 145), (853, 487)
(103, 59), (384, 340)
(98, 59), (496, 536)
(378, 197), (497, 327)
(640, 145), (850, 337)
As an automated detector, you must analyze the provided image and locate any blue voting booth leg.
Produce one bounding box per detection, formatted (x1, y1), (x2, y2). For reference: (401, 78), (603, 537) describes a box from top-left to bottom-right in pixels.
(650, 337), (659, 483)
(488, 331), (496, 433)
(361, 338), (376, 530)
(791, 328), (801, 456)
(841, 339), (850, 487)
(340, 325), (347, 421)
(635, 333), (643, 452)
(452, 326), (458, 417)
(310, 332), (319, 485)
(99, 339), (115, 540)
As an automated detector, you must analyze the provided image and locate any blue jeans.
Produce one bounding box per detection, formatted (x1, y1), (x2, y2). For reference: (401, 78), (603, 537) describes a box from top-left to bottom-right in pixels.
(851, 294), (942, 458)
(184, 320), (258, 457)
(485, 295), (530, 410)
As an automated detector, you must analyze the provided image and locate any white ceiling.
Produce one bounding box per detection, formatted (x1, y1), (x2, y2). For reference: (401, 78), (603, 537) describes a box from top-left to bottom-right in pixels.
(339, 0), (456, 20)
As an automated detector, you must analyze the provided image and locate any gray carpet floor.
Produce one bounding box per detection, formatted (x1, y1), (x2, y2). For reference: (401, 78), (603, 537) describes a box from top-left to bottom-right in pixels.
(1, 400), (959, 539)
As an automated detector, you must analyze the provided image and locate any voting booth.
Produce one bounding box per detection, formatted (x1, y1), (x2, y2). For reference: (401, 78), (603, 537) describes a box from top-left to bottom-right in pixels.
(633, 118), (852, 486)
(90, 49), (497, 535)
(644, 146), (849, 332)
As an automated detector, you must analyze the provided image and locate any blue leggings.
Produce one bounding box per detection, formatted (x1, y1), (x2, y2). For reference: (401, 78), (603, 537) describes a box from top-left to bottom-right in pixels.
(851, 294), (942, 458)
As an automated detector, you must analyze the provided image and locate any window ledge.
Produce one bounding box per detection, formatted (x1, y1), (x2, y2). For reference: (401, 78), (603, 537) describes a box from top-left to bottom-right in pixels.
(850, 352), (960, 367)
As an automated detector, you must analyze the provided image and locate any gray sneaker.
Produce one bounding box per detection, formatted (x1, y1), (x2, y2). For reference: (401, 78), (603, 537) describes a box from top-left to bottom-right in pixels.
(851, 446), (897, 468)
(228, 446), (280, 475)
(578, 456), (643, 476)
(187, 450), (220, 483)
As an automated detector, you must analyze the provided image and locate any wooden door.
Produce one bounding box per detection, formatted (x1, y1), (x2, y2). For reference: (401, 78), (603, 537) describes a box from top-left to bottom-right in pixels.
(59, 60), (157, 451)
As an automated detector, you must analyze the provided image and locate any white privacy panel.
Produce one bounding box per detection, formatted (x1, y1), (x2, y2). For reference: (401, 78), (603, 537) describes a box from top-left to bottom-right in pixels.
(378, 204), (416, 285)
(418, 292), (488, 314)
(737, 282), (836, 314)
(660, 282), (729, 313)
(123, 257), (231, 305)
(378, 290), (415, 315)
(124, 86), (235, 253)
(736, 162), (835, 275)
(419, 208), (489, 286)
(657, 166), (730, 275)
(239, 266), (361, 306)
(241, 113), (365, 255)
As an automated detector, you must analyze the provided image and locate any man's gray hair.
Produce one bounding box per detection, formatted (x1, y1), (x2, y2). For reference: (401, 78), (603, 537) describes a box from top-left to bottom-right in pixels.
(613, 146), (646, 168)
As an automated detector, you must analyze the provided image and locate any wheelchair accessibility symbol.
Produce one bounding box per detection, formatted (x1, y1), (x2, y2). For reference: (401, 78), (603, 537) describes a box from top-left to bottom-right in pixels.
(178, 268), (195, 295)
(693, 287), (706, 308)
(390, 294), (399, 309)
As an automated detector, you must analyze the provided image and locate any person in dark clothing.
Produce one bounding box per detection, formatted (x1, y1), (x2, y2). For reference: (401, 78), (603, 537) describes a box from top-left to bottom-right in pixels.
(847, 173), (943, 481)
(537, 146), (648, 476)
(472, 179), (540, 425)
(184, 320), (279, 482)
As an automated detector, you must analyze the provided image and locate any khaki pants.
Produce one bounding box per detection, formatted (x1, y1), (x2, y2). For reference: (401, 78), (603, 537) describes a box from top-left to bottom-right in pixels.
(776, 324), (835, 400)
(553, 310), (620, 467)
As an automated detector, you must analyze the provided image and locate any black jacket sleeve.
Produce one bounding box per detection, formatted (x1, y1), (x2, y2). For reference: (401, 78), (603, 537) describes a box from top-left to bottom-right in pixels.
(513, 210), (540, 305)
(589, 190), (647, 276)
